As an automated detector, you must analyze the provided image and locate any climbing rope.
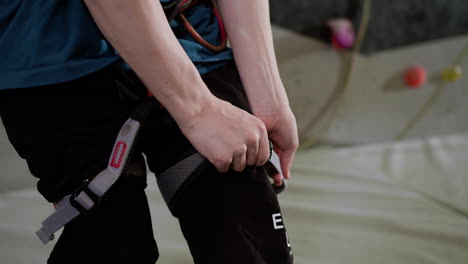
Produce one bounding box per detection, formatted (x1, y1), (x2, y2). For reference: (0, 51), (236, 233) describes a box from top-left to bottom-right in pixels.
(299, 0), (467, 148)
(299, 0), (372, 149)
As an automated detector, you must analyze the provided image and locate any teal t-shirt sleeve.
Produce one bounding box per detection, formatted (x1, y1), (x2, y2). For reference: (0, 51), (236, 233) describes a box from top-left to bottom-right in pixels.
(0, 0), (233, 90)
(0, 0), (120, 89)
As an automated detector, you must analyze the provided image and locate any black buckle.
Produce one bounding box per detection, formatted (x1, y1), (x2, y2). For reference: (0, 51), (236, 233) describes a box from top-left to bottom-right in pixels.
(69, 179), (102, 215)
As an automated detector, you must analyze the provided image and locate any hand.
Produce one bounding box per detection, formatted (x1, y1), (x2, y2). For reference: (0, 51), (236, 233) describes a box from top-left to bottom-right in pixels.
(255, 105), (299, 186)
(178, 96), (271, 173)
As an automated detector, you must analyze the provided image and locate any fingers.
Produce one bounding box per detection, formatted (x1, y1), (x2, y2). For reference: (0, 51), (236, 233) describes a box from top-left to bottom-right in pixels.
(199, 107), (270, 173)
(239, 118), (269, 170)
(231, 145), (247, 172)
(213, 156), (232, 173)
(271, 173), (283, 186)
(215, 134), (268, 173)
(256, 125), (270, 166)
(279, 148), (296, 179)
(246, 135), (259, 167)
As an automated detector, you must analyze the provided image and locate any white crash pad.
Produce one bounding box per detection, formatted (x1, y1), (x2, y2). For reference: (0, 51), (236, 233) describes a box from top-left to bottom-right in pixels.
(1, 133), (468, 263)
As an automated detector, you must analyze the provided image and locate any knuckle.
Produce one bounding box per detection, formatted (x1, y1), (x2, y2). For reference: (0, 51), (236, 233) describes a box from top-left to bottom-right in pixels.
(212, 160), (225, 172)
(212, 157), (222, 166)
(214, 164), (225, 172)
(248, 132), (260, 145)
(255, 156), (265, 167)
(247, 151), (257, 162)
(291, 140), (299, 150)
(233, 161), (246, 172)
(247, 159), (256, 166)
(259, 127), (268, 139)
(218, 162), (230, 172)
(232, 165), (243, 172)
(218, 166), (229, 173)
(293, 143), (299, 150)
(213, 155), (231, 168)
(235, 144), (247, 155)
(257, 120), (267, 130)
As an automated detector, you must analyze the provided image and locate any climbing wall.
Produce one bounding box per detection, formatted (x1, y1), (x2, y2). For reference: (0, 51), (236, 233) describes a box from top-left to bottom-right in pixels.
(273, 26), (468, 145)
(270, 0), (468, 54)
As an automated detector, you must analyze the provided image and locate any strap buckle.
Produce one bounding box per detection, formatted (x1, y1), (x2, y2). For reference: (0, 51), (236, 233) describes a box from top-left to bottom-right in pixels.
(69, 179), (102, 215)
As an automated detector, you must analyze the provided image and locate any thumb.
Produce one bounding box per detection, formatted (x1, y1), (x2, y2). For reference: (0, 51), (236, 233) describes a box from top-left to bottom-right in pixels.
(279, 148), (295, 180)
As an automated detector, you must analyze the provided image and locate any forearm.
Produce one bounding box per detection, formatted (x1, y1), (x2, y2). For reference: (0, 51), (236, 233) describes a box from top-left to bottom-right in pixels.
(218, 0), (289, 116)
(84, 0), (213, 123)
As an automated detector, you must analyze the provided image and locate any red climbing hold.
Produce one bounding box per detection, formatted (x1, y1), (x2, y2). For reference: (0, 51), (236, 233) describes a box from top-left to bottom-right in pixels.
(405, 66), (427, 89)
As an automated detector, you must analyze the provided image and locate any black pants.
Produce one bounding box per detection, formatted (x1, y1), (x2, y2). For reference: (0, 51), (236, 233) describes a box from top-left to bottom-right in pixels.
(0, 63), (293, 264)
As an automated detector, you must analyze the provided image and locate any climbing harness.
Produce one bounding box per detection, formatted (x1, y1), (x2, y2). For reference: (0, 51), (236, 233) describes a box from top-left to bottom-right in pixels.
(163, 0), (228, 53)
(35, 97), (159, 244)
(35, 0), (281, 244)
(35, 98), (286, 244)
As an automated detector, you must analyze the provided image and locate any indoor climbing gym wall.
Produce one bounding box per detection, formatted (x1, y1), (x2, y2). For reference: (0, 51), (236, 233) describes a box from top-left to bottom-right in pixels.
(271, 0), (468, 145)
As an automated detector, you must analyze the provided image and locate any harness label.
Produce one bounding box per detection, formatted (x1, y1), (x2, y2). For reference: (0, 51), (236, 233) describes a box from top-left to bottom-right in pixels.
(286, 231), (291, 248)
(110, 141), (127, 169)
(272, 213), (284, 230)
(273, 213), (293, 250)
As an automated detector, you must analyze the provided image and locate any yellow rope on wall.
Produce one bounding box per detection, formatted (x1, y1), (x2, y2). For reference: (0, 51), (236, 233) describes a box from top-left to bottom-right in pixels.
(299, 0), (372, 149)
(299, 0), (468, 148)
(395, 43), (468, 140)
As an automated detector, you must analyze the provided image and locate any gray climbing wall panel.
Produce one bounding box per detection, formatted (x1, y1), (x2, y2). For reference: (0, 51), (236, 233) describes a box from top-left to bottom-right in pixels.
(270, 0), (468, 54)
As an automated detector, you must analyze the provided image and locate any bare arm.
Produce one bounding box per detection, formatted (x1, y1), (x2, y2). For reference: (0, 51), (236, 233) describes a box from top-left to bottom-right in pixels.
(83, 0), (271, 172)
(84, 0), (209, 123)
(218, 0), (299, 181)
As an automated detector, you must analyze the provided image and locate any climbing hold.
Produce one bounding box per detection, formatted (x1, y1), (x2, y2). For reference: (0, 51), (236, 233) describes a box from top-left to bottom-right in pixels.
(327, 19), (355, 49)
(442, 66), (463, 82)
(405, 66), (427, 89)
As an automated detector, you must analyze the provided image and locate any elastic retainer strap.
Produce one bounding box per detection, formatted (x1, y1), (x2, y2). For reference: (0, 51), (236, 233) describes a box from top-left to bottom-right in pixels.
(157, 151), (287, 209)
(157, 153), (205, 206)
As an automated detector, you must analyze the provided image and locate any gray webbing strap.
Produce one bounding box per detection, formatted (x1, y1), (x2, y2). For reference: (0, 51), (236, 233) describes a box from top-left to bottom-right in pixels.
(35, 194), (77, 243)
(156, 152), (287, 207)
(157, 153), (205, 206)
(36, 119), (141, 244)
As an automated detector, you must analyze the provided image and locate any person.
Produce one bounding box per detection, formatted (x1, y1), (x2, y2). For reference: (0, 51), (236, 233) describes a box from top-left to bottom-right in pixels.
(0, 0), (298, 263)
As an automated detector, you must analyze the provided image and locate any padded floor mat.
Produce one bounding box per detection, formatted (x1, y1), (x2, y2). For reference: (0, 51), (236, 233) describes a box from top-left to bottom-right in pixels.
(1, 133), (468, 263)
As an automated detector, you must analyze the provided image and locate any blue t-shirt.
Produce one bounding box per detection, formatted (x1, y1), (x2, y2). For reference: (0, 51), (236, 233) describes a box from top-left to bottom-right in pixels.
(0, 0), (233, 90)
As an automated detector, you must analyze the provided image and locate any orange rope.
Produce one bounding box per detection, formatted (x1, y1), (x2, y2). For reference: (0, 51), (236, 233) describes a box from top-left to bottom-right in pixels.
(178, 0), (228, 53)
